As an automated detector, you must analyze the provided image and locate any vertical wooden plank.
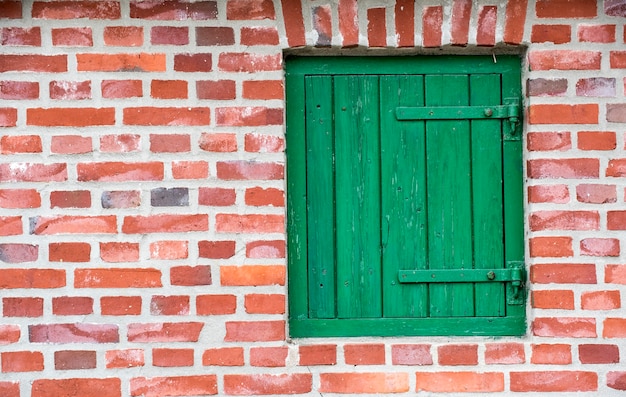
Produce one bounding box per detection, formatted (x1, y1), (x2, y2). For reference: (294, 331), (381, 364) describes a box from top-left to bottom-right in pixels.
(425, 74), (474, 318)
(380, 75), (429, 318)
(305, 76), (336, 318)
(335, 75), (382, 318)
(470, 74), (505, 317)
(285, 69), (309, 321)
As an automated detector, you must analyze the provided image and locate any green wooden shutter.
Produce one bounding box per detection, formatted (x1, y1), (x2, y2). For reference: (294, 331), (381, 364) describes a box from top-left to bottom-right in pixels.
(286, 56), (525, 337)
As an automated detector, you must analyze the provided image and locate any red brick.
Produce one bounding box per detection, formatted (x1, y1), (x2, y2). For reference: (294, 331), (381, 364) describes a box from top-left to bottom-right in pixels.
(28, 107), (114, 126)
(579, 344), (619, 363)
(416, 372), (504, 393)
(197, 26), (235, 45)
(450, 0), (472, 45)
(395, 0), (414, 47)
(129, 1), (217, 20)
(0, 108), (17, 127)
(0, 189), (40, 209)
(52, 296), (93, 315)
(578, 24), (615, 42)
(100, 242), (140, 263)
(531, 24), (571, 43)
(0, 244), (38, 263)
(197, 80), (235, 100)
(101, 190), (141, 208)
(29, 323), (118, 343)
(423, 6), (443, 47)
(0, 217), (21, 236)
(244, 133), (284, 153)
(245, 187), (284, 207)
(476, 5), (497, 46)
(608, 211), (626, 229)
(104, 26), (143, 46)
(529, 50), (601, 70)
(225, 320), (285, 342)
(197, 294), (236, 315)
(536, 0), (597, 18)
(0, 135), (42, 154)
(250, 346), (288, 367)
(171, 265), (211, 287)
(607, 159), (626, 177)
(529, 236), (573, 257)
(101, 80), (143, 98)
(0, 55), (67, 72)
(611, 51), (626, 68)
(511, 371), (597, 392)
(240, 26), (278, 45)
(531, 263), (597, 284)
(527, 78), (568, 96)
(532, 289), (574, 309)
(577, 78), (616, 97)
(312, 5), (331, 47)
(202, 347), (244, 366)
(51, 135), (92, 154)
(198, 240), (236, 259)
(0, 325), (20, 344)
(608, 371), (626, 391)
(218, 53), (281, 72)
(0, 81), (39, 100)
(227, 0), (275, 20)
(225, 374), (311, 395)
(242, 80), (283, 100)
(150, 134), (190, 153)
(246, 240), (285, 258)
(578, 131), (616, 150)
(3, 297), (43, 317)
(101, 296), (142, 316)
(389, 344), (432, 365)
(581, 238), (620, 256)
(604, 318), (626, 337)
(127, 322), (203, 342)
(280, 0), (305, 46)
(220, 265), (285, 286)
(1, 351), (44, 372)
(100, 134), (141, 152)
(174, 53), (212, 72)
(530, 210), (599, 231)
(124, 107), (209, 126)
(320, 373), (409, 394)
(31, 215), (116, 235)
(149, 241), (187, 260)
(77, 53), (165, 72)
(485, 343), (525, 364)
(152, 348), (193, 367)
(438, 344), (478, 366)
(0, 2), (21, 18)
(581, 290), (621, 310)
(217, 161), (283, 180)
(532, 317), (596, 337)
(150, 26), (188, 45)
(527, 158), (599, 179)
(130, 375), (217, 397)
(172, 161), (209, 179)
(78, 162), (163, 181)
(150, 295), (189, 316)
(32, 1), (121, 19)
(0, 269), (65, 289)
(54, 350), (96, 370)
(123, 214), (207, 234)
(75, 268), (162, 288)
(50, 190), (91, 209)
(367, 8), (386, 47)
(49, 242), (91, 262)
(504, 0), (528, 44)
(244, 294), (285, 314)
(105, 349), (144, 368)
(51, 27), (93, 46)
(217, 106), (283, 126)
(528, 184), (569, 203)
(527, 131), (571, 151)
(529, 104), (598, 124)
(343, 343), (384, 365)
(216, 214), (283, 233)
(150, 80), (187, 99)
(1, 27), (41, 46)
(32, 379), (120, 397)
(199, 133), (237, 152)
(299, 344), (336, 366)
(531, 343), (571, 364)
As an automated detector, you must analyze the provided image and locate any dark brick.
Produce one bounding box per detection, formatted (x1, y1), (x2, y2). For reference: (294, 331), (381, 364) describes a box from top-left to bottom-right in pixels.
(150, 188), (189, 207)
(196, 27), (235, 45)
(54, 350), (97, 370)
(527, 78), (568, 96)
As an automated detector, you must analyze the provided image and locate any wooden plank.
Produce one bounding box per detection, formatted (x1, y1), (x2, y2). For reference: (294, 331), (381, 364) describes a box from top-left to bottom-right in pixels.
(425, 74), (474, 318)
(470, 74), (505, 317)
(380, 75), (428, 318)
(334, 75), (382, 318)
(305, 76), (336, 319)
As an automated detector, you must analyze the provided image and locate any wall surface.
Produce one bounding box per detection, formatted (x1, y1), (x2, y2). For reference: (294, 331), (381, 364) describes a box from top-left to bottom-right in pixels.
(0, 0), (626, 396)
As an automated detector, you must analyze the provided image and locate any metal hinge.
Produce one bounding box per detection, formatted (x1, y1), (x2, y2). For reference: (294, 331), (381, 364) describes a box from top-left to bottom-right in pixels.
(397, 261), (526, 305)
(395, 98), (521, 141)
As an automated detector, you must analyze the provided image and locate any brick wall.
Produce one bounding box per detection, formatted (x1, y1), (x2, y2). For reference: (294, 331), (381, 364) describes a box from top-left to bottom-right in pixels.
(0, 0), (625, 395)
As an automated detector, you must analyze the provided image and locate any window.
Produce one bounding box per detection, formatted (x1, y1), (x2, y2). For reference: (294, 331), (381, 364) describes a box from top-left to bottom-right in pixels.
(286, 56), (525, 337)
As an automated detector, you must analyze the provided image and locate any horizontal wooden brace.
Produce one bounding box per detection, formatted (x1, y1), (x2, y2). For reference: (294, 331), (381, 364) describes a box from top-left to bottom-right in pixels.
(398, 268), (522, 284)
